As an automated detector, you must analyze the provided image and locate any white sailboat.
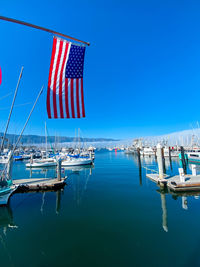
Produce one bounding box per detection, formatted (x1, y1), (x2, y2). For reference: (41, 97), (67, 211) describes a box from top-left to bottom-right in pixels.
(26, 157), (57, 168)
(26, 122), (57, 168)
(62, 152), (93, 167)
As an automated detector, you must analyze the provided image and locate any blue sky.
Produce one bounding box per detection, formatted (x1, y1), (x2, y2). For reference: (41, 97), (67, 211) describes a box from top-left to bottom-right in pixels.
(0, 0), (200, 139)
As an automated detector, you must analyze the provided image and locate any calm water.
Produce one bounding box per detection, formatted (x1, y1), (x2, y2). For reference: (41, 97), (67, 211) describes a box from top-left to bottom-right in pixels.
(0, 151), (200, 266)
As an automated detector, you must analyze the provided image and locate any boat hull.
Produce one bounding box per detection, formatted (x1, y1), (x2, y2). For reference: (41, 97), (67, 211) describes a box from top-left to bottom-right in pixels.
(62, 159), (93, 166)
(26, 162), (57, 168)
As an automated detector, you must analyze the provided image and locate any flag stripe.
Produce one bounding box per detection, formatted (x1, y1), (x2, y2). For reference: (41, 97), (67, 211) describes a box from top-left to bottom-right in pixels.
(47, 37), (57, 118)
(76, 79), (80, 118)
(65, 78), (70, 118)
(62, 42), (70, 118)
(58, 41), (67, 118)
(71, 78), (75, 118)
(81, 78), (85, 117)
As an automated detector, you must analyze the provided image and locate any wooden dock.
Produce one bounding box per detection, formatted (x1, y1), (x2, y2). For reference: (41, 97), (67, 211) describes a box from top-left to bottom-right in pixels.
(146, 173), (169, 188)
(146, 173), (169, 183)
(167, 175), (200, 192)
(146, 173), (200, 192)
(13, 177), (67, 192)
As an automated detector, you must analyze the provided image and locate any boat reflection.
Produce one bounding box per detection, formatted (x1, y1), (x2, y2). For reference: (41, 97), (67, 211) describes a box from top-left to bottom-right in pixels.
(26, 166), (57, 178)
(70, 164), (93, 206)
(0, 205), (16, 233)
(64, 164), (94, 174)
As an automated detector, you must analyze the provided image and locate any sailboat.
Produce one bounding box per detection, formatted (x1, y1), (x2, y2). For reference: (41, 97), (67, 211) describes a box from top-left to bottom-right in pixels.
(26, 122), (57, 168)
(61, 153), (93, 166)
(0, 152), (17, 205)
(61, 129), (93, 166)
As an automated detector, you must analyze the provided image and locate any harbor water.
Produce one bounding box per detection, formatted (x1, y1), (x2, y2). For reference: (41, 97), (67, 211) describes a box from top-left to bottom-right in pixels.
(0, 151), (200, 266)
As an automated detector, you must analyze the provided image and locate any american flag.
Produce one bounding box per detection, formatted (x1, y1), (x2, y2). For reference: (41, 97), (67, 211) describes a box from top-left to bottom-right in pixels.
(47, 37), (86, 118)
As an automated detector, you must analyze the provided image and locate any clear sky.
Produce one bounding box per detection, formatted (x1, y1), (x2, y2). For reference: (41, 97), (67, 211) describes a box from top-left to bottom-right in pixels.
(0, 0), (200, 139)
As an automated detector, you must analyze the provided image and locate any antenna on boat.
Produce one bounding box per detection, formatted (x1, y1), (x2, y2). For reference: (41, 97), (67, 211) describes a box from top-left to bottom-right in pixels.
(0, 67), (23, 152)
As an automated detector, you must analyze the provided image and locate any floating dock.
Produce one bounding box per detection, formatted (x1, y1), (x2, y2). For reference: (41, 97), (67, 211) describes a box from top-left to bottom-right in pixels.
(146, 173), (169, 183)
(146, 173), (200, 192)
(13, 177), (67, 192)
(167, 175), (200, 192)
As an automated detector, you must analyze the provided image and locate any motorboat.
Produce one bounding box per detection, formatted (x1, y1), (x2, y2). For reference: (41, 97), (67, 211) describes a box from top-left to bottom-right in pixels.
(186, 152), (200, 163)
(141, 147), (155, 156)
(0, 155), (9, 164)
(26, 157), (57, 168)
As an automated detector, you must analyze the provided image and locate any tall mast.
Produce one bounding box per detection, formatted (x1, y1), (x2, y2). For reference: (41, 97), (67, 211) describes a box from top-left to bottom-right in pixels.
(78, 128), (81, 153)
(45, 122), (47, 157)
(0, 67), (23, 151)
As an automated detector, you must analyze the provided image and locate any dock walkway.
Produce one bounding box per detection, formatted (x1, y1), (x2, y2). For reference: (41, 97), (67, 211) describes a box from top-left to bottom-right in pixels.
(146, 173), (200, 192)
(13, 177), (67, 192)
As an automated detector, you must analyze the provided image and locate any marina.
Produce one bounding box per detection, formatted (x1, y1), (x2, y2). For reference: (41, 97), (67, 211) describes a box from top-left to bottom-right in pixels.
(1, 1), (200, 266)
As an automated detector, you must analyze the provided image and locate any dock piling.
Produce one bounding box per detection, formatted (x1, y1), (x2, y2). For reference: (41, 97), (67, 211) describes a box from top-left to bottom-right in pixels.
(157, 143), (164, 179)
(191, 164), (197, 176)
(57, 159), (62, 181)
(168, 146), (173, 170)
(180, 146), (187, 174)
(178, 168), (185, 183)
(161, 147), (166, 173)
(137, 148), (142, 186)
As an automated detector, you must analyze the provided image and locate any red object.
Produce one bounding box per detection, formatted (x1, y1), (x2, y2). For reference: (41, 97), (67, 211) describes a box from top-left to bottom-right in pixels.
(47, 37), (86, 119)
(0, 67), (2, 85)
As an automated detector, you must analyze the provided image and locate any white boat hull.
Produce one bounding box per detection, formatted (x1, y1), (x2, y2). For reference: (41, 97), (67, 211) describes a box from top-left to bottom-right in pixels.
(62, 158), (93, 166)
(26, 161), (57, 168)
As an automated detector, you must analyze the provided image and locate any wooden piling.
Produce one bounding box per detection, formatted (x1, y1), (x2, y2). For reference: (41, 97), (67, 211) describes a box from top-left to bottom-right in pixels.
(57, 159), (62, 181)
(161, 147), (166, 174)
(157, 144), (164, 179)
(137, 148), (142, 186)
(180, 146), (187, 174)
(169, 146), (173, 171)
(154, 148), (157, 161)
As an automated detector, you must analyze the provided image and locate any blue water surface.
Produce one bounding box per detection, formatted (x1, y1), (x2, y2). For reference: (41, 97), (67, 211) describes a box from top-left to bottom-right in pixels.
(0, 151), (199, 267)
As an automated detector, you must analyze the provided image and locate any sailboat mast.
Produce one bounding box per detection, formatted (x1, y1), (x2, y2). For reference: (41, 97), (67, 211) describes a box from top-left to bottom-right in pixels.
(78, 128), (81, 153)
(0, 67), (23, 151)
(45, 122), (47, 157)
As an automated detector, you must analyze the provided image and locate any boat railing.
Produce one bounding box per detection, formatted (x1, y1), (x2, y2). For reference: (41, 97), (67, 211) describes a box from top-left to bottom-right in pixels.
(143, 166), (169, 178)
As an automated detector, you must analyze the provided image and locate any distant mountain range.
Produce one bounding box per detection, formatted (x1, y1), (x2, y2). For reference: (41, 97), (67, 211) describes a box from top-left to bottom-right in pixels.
(0, 132), (117, 145)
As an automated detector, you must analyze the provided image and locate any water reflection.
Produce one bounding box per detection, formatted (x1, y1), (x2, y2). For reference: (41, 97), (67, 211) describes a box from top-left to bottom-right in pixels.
(0, 205), (16, 266)
(141, 156), (200, 233)
(69, 165), (94, 206)
(27, 166), (57, 178)
(0, 205), (16, 232)
(156, 188), (200, 232)
(160, 191), (168, 232)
